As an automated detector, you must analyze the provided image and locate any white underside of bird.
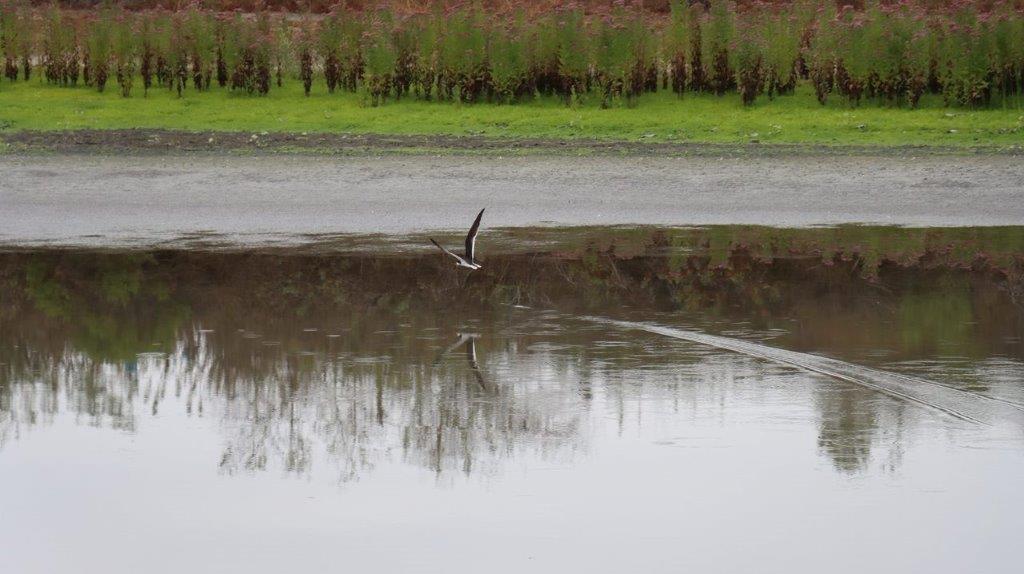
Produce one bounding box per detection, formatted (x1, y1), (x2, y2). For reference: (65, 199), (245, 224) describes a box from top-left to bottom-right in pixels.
(430, 208), (485, 270)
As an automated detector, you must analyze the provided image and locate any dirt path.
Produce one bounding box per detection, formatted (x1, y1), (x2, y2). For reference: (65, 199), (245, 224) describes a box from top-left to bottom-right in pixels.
(3, 128), (1021, 156)
(1, 152), (1022, 247)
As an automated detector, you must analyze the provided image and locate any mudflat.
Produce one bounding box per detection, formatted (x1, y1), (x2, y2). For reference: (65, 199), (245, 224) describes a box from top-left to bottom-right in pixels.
(2, 153), (1023, 247)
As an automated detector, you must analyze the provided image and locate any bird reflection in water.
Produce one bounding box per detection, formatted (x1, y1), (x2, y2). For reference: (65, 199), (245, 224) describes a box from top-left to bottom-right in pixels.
(433, 333), (490, 391)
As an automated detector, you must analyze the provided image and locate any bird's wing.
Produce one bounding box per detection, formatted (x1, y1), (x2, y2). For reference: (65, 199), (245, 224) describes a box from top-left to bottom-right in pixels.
(430, 238), (464, 263)
(464, 208), (485, 263)
(431, 333), (473, 367)
(466, 338), (488, 390)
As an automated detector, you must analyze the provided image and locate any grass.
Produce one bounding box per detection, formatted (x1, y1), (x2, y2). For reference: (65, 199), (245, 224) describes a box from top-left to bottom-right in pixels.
(1, 79), (1023, 149)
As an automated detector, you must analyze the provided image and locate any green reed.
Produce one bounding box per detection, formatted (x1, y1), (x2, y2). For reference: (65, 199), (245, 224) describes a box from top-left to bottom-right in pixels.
(0, 1), (1021, 110)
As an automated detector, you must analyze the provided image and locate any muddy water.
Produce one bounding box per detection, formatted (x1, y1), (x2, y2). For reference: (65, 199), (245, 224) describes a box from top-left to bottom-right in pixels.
(1, 230), (1023, 574)
(2, 154), (1024, 249)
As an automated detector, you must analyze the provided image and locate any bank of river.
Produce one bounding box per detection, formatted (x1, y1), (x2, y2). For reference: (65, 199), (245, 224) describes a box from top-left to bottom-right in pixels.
(2, 153), (1023, 250)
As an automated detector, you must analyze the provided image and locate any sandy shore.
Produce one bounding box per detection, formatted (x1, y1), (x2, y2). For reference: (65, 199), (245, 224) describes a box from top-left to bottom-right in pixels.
(2, 152), (1022, 248)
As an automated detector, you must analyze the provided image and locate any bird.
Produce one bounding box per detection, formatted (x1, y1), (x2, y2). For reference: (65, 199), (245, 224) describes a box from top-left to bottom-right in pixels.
(430, 208), (485, 270)
(432, 332), (477, 367)
(432, 332), (488, 391)
(464, 336), (487, 390)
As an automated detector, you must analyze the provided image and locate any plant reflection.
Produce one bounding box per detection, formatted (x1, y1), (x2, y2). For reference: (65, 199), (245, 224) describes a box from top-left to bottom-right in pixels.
(1, 228), (1022, 479)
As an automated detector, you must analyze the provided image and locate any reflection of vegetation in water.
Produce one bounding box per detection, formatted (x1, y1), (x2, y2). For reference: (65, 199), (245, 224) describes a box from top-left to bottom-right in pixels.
(766, 274), (1022, 367)
(815, 385), (879, 475)
(1, 227), (1022, 478)
(20, 254), (188, 363)
(0, 253), (189, 443)
(111, 320), (591, 481)
(897, 280), (975, 357)
(814, 380), (916, 476)
(24, 260), (72, 317)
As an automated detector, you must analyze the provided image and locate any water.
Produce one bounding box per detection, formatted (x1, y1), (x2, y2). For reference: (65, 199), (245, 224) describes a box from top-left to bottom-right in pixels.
(1, 231), (1023, 573)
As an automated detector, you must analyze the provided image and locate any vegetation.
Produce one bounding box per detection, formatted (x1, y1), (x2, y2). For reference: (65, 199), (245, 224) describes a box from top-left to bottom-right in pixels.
(2, 79), (1023, 148)
(1, 1), (1023, 110)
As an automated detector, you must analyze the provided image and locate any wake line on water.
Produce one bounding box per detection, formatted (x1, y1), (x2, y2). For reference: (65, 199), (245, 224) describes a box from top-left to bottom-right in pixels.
(581, 315), (1024, 427)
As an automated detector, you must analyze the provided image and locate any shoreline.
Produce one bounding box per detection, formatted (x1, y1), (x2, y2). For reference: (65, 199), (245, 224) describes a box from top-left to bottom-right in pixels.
(4, 153), (1023, 247)
(3, 129), (1022, 157)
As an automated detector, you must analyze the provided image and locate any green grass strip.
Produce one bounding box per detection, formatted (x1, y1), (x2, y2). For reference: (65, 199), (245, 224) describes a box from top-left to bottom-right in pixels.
(2, 80), (1023, 148)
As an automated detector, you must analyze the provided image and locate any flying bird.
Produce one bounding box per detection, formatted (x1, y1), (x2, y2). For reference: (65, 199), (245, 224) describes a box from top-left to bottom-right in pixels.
(430, 208), (485, 270)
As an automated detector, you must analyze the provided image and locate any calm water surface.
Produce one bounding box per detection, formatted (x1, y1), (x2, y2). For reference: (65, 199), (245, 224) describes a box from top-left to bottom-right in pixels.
(1, 237), (1022, 573)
